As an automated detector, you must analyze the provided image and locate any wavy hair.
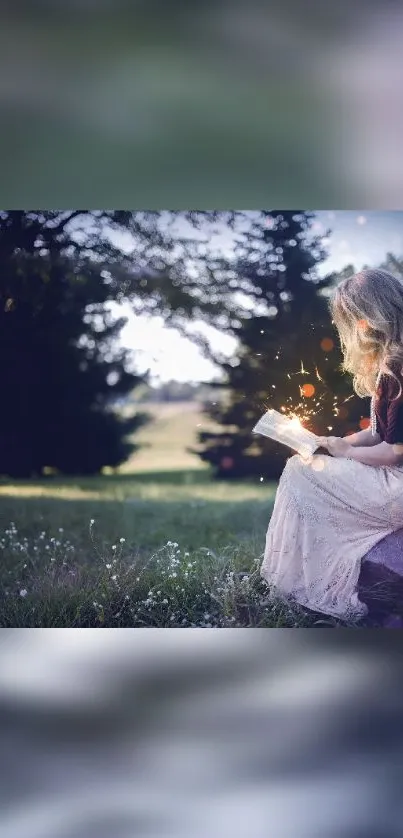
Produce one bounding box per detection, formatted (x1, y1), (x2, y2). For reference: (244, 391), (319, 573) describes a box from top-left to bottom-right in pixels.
(330, 268), (403, 399)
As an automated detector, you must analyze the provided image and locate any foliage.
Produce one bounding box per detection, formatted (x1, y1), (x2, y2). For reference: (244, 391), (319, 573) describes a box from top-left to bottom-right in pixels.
(192, 211), (365, 478)
(0, 212), (149, 476)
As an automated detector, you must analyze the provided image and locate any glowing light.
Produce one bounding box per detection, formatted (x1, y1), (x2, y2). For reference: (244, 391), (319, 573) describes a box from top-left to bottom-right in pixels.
(320, 338), (334, 352)
(356, 215), (367, 225)
(327, 426), (333, 431)
(359, 418), (371, 430)
(311, 456), (325, 472)
(300, 361), (309, 375)
(260, 477), (264, 482)
(315, 366), (323, 381)
(301, 383), (315, 398)
(289, 415), (302, 428)
(287, 374), (291, 380)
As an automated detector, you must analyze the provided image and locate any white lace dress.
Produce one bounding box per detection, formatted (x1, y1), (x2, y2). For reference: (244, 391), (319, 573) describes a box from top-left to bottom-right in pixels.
(260, 373), (403, 620)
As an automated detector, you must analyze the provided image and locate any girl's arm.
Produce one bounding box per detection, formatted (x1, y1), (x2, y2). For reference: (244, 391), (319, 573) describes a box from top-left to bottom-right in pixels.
(347, 441), (403, 467)
(343, 427), (381, 447)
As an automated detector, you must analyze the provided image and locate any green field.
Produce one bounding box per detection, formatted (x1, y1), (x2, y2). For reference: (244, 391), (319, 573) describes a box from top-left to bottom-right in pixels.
(0, 402), (334, 627)
(120, 401), (214, 473)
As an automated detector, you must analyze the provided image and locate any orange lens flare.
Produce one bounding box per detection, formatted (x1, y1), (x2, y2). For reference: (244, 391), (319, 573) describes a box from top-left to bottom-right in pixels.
(301, 383), (315, 398)
(359, 418), (371, 430)
(320, 338), (334, 352)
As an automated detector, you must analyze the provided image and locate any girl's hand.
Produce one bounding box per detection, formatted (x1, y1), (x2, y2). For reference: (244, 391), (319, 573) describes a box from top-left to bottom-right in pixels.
(318, 436), (352, 458)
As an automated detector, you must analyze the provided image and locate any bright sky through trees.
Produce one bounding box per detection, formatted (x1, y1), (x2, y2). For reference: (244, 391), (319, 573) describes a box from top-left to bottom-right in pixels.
(115, 212), (403, 383)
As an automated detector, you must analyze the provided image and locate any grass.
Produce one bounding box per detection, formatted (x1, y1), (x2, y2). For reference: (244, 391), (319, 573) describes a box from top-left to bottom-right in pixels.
(119, 402), (211, 474)
(0, 402), (347, 628)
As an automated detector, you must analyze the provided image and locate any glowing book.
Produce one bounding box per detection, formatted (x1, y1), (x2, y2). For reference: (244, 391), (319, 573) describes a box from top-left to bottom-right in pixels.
(252, 408), (321, 458)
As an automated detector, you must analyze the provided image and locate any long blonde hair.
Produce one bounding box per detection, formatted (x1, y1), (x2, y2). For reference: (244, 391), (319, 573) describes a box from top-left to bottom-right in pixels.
(330, 268), (403, 399)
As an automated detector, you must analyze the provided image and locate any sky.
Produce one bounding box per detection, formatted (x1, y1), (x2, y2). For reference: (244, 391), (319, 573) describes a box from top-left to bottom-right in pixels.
(114, 211), (403, 384)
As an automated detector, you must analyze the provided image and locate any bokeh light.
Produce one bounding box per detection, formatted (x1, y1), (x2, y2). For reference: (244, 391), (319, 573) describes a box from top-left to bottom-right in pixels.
(301, 383), (315, 398)
(311, 455), (326, 471)
(359, 418), (371, 430)
(320, 338), (334, 352)
(220, 456), (234, 470)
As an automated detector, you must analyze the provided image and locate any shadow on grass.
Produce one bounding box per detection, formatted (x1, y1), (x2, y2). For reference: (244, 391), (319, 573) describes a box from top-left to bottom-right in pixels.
(0, 467), (272, 491)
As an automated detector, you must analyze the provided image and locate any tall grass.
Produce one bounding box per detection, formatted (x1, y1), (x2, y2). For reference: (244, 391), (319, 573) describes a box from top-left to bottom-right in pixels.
(0, 468), (329, 627)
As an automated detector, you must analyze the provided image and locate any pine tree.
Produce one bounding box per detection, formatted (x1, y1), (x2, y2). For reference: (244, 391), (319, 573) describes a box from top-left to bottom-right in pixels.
(194, 211), (364, 479)
(0, 213), (148, 477)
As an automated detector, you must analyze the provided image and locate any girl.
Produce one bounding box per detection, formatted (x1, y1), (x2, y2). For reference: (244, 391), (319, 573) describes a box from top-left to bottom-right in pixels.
(260, 268), (403, 621)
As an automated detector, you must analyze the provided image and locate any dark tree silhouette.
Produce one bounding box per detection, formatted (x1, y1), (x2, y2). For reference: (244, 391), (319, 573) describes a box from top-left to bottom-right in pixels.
(0, 212), (149, 477)
(193, 211), (364, 479)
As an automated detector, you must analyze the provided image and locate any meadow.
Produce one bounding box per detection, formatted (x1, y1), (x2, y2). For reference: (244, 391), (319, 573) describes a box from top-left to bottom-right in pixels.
(0, 402), (337, 627)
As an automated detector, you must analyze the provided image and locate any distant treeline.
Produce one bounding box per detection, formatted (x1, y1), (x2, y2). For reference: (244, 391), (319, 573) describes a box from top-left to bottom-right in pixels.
(130, 380), (224, 404)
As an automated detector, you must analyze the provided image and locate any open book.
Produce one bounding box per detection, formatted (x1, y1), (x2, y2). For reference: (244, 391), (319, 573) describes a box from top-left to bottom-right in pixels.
(252, 408), (321, 458)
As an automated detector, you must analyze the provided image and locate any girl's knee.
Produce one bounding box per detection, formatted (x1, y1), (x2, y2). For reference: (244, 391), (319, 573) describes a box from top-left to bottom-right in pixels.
(284, 454), (302, 472)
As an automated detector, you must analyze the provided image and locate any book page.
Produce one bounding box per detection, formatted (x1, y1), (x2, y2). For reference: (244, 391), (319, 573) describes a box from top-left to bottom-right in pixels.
(252, 408), (321, 458)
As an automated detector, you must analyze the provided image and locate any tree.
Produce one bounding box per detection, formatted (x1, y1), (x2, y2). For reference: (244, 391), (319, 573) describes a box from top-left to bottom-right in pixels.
(0, 211), (236, 334)
(192, 211), (364, 479)
(0, 214), (149, 477)
(0, 209), (238, 474)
